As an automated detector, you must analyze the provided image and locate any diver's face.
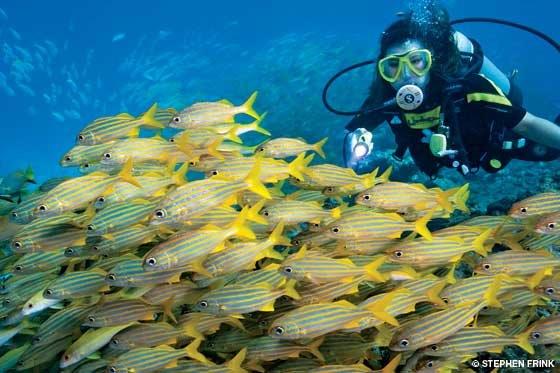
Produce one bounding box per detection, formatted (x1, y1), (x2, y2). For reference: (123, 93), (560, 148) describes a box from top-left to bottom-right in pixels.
(384, 39), (430, 92)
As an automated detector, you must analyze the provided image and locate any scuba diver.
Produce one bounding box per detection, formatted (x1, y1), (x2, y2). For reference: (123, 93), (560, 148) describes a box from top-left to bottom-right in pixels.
(324, 7), (560, 177)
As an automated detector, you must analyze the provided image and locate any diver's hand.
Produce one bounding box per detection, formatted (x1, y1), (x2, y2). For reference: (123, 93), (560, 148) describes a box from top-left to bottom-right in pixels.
(343, 128), (375, 173)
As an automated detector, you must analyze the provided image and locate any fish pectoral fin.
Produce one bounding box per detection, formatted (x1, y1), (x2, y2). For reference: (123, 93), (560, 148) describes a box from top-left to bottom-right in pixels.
(342, 319), (362, 329)
(259, 301), (276, 312)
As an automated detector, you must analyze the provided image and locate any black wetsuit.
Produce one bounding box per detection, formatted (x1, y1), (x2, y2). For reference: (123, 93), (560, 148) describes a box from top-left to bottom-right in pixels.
(346, 73), (560, 177)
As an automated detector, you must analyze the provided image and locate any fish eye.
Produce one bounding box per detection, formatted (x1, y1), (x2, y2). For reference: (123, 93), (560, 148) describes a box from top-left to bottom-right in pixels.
(198, 300), (208, 308)
(259, 320), (268, 327)
(32, 336), (41, 343)
(283, 266), (293, 274)
(38, 205), (47, 212)
(92, 246), (100, 252)
(548, 223), (556, 229)
(169, 137), (175, 143)
(145, 257), (157, 267)
(262, 210), (269, 217)
(12, 241), (22, 250)
(189, 161), (196, 166)
(442, 298), (449, 304)
(11, 211), (18, 218)
(172, 116), (180, 123)
(111, 339), (119, 345)
(312, 223), (319, 228)
(27, 303), (33, 309)
(65, 248), (75, 256)
(531, 332), (541, 339)
(427, 361), (434, 368)
(154, 209), (166, 219)
(363, 194), (371, 200)
(545, 287), (555, 295)
(292, 239), (301, 246)
(211, 170), (218, 176)
(63, 354), (70, 361)
(331, 226), (340, 233)
(325, 187), (334, 193)
(14, 265), (23, 272)
(97, 197), (105, 203)
(482, 306), (489, 310)
(87, 316), (96, 323)
(430, 345), (438, 351)
(393, 250), (403, 258)
(103, 153), (111, 159)
(44, 289), (53, 296)
(109, 367), (117, 373)
(257, 147), (265, 152)
(208, 342), (216, 348)
(274, 326), (285, 335)
(3, 299), (11, 305)
(399, 339), (409, 347)
(64, 156), (71, 162)
(77, 134), (85, 141)
(83, 163), (90, 168)
(519, 207), (528, 214)
(87, 224), (95, 231)
(483, 263), (491, 270)
(107, 274), (117, 281)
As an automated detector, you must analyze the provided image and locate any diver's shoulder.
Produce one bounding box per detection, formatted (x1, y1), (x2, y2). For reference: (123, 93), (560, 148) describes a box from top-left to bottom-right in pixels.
(462, 73), (503, 94)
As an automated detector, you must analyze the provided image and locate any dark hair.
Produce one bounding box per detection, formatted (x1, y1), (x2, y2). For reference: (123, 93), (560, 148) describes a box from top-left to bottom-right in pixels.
(367, 6), (463, 107)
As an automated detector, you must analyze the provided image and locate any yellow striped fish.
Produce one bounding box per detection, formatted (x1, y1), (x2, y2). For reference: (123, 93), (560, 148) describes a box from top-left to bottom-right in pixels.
(212, 113), (270, 136)
(83, 299), (174, 327)
(60, 141), (116, 167)
(526, 315), (560, 345)
(319, 333), (377, 365)
(535, 211), (560, 235)
(508, 192), (560, 218)
(260, 200), (341, 226)
(194, 280), (300, 317)
(232, 263), (287, 289)
(86, 198), (158, 236)
(170, 91), (260, 129)
(245, 336), (324, 366)
(77, 103), (163, 145)
(439, 274), (525, 307)
(256, 137), (328, 159)
(100, 137), (189, 166)
(85, 225), (159, 257)
(15, 336), (72, 370)
(177, 312), (246, 340)
(12, 248), (70, 274)
(474, 250), (560, 277)
(43, 268), (110, 300)
(31, 305), (92, 346)
(389, 301), (487, 351)
(294, 276), (365, 306)
(105, 258), (183, 287)
(108, 322), (182, 351)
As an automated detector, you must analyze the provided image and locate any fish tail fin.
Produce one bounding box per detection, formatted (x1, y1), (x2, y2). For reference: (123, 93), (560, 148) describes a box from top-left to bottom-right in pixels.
(330, 206), (342, 219)
(527, 266), (553, 290)
(414, 211), (433, 240)
(161, 296), (177, 323)
(483, 275), (503, 308)
(306, 337), (325, 361)
(313, 137), (328, 159)
(179, 317), (206, 340)
(287, 152), (307, 180)
(425, 280), (448, 307)
(378, 166), (392, 183)
(473, 228), (493, 256)
(364, 256), (386, 282)
(231, 207), (256, 240)
(283, 279), (301, 300)
(435, 188), (455, 213)
(184, 338), (211, 365)
(363, 290), (401, 326)
(247, 199), (268, 225)
(362, 168), (378, 189)
(242, 91), (260, 119)
(172, 162), (189, 186)
(244, 158), (271, 199)
(207, 138), (225, 160)
(25, 166), (35, 183)
(141, 103), (164, 128)
(452, 183), (470, 212)
(250, 112), (271, 136)
(174, 132), (195, 159)
(117, 158), (141, 187)
(516, 330), (535, 354)
(268, 220), (290, 247)
(382, 354), (402, 373)
(225, 348), (248, 373)
(225, 126), (243, 144)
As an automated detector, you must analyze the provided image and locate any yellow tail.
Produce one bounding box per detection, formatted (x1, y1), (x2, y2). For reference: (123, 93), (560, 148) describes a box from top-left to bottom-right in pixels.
(363, 256), (386, 282)
(516, 330), (535, 354)
(225, 126), (243, 144)
(363, 289), (401, 327)
(231, 207), (256, 240)
(414, 211), (433, 241)
(472, 228), (492, 256)
(184, 338), (211, 365)
(244, 157), (271, 199)
(242, 91), (260, 120)
(306, 337), (325, 362)
(117, 158), (142, 187)
(268, 221), (291, 247)
(225, 348), (248, 373)
(287, 152), (308, 180)
(283, 279), (301, 300)
(382, 354), (402, 373)
(172, 162), (189, 186)
(435, 188), (456, 213)
(140, 103), (164, 128)
(250, 111), (271, 136)
(313, 137), (328, 159)
(207, 138), (225, 160)
(247, 199), (268, 225)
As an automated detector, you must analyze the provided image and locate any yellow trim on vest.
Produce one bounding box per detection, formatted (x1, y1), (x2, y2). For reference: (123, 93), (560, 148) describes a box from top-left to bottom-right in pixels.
(404, 106), (441, 129)
(467, 92), (512, 106)
(478, 73), (507, 97)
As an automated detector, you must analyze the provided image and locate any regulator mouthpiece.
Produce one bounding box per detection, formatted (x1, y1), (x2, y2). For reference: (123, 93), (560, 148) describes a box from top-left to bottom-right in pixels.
(396, 84), (424, 110)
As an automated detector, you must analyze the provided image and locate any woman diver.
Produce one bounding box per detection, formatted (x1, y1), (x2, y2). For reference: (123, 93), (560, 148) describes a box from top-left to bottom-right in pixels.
(328, 7), (560, 177)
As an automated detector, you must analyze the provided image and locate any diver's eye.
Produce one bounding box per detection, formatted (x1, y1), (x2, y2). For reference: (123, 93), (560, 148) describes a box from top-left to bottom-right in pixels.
(87, 316), (96, 323)
(172, 116), (180, 123)
(198, 300), (208, 308)
(548, 223), (556, 229)
(145, 257), (157, 267)
(331, 226), (340, 234)
(12, 241), (22, 250)
(77, 134), (85, 141)
(363, 194), (371, 200)
(283, 266), (293, 274)
(87, 225), (95, 231)
(64, 156), (71, 162)
(107, 274), (117, 281)
(103, 153), (111, 159)
(44, 289), (53, 296)
(483, 263), (491, 270)
(531, 332), (541, 339)
(545, 287), (555, 295)
(399, 339), (409, 347)
(274, 326), (285, 335)
(520, 207), (528, 214)
(430, 345), (438, 351)
(393, 250), (403, 258)
(38, 205), (47, 212)
(14, 265), (23, 272)
(111, 339), (119, 345)
(154, 209), (166, 219)
(262, 210), (269, 217)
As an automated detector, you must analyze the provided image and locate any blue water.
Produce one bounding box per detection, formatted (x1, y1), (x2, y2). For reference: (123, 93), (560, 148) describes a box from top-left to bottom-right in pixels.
(0, 0), (558, 208)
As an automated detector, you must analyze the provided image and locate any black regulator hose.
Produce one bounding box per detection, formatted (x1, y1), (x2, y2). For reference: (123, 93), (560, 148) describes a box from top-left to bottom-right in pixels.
(450, 17), (560, 53)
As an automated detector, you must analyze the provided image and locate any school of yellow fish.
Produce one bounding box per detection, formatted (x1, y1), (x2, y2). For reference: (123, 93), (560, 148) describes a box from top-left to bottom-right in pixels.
(0, 91), (559, 372)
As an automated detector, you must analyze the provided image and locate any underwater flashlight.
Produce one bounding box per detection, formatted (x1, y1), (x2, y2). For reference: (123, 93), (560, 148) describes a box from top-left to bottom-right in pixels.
(353, 142), (369, 159)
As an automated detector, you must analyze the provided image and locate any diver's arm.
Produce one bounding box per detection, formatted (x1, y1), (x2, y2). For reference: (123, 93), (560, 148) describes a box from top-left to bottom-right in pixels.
(512, 112), (560, 150)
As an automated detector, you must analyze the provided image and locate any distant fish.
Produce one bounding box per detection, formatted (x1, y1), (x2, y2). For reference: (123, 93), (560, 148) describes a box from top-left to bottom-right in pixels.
(8, 28), (21, 41)
(0, 7), (7, 21)
(112, 33), (126, 43)
(52, 112), (65, 122)
(158, 30), (172, 39)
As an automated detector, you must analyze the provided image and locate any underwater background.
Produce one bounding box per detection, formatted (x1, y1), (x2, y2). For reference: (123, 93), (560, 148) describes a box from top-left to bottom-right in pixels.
(0, 0), (558, 210)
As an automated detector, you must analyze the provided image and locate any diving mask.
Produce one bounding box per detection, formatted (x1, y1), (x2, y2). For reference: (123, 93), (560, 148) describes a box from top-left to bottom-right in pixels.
(378, 49), (433, 83)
